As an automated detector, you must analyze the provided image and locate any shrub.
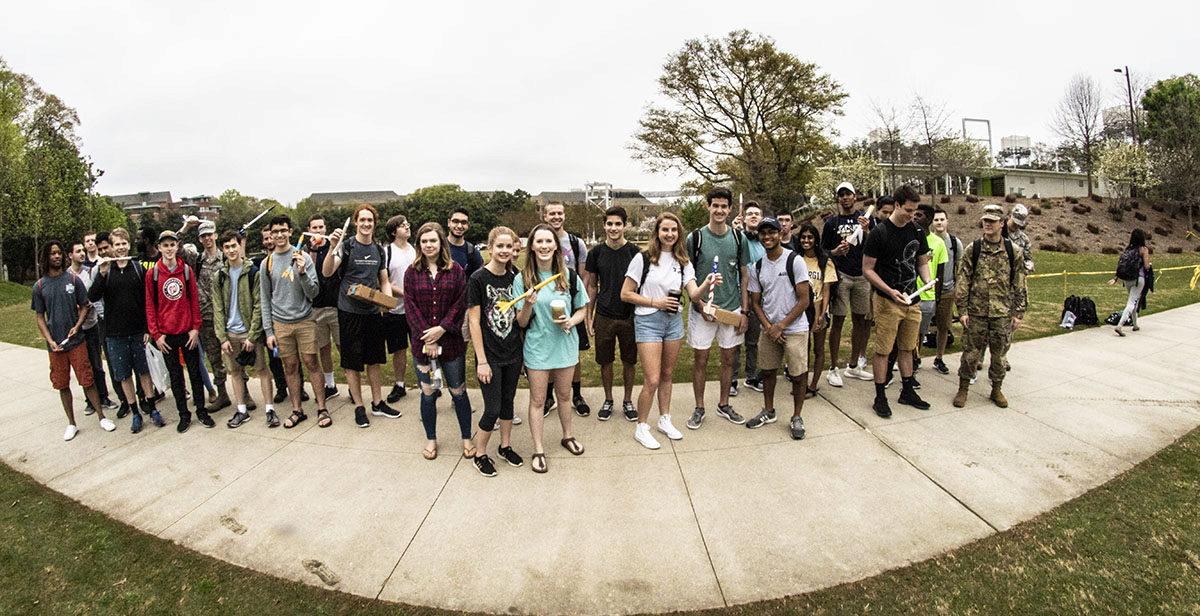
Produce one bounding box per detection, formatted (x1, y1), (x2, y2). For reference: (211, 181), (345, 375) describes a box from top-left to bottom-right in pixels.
(1134, 212), (1148, 222)
(1107, 203), (1124, 222)
(1086, 222), (1100, 234)
(1101, 246), (1119, 254)
(1067, 196), (1079, 204)
(1055, 224), (1071, 236)
(1004, 193), (1017, 203)
(957, 205), (967, 215)
(1030, 205), (1042, 215)
(1071, 204), (1091, 215)
(939, 196), (951, 204)
(1153, 225), (1170, 236)
(1041, 239), (1078, 253)
(965, 195), (979, 203)
(1167, 246), (1182, 253)
(1090, 194), (1103, 203)
(1130, 200), (1139, 209)
(1039, 242), (1058, 251)
(1151, 202), (1165, 212)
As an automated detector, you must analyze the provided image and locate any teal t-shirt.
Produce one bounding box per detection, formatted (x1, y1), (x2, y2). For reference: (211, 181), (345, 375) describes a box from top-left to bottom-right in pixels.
(514, 270), (590, 371)
(920, 233), (948, 302)
(685, 226), (752, 312)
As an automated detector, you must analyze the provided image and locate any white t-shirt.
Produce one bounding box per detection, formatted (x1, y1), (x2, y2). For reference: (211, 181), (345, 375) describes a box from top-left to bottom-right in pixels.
(624, 251), (696, 317)
(747, 249), (810, 334)
(386, 243), (417, 314)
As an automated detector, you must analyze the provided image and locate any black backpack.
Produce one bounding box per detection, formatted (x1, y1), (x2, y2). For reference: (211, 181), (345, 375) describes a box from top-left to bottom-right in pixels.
(1077, 297), (1099, 326)
(753, 250), (813, 325)
(689, 227), (746, 275)
(1061, 295), (1082, 322)
(1115, 247), (1141, 281)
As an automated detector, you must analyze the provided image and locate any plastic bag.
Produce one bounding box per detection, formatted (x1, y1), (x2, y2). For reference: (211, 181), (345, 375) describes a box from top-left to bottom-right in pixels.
(145, 342), (169, 394)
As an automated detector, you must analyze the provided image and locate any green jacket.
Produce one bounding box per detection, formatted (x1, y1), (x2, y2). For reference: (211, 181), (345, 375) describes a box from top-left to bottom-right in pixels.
(213, 261), (263, 344)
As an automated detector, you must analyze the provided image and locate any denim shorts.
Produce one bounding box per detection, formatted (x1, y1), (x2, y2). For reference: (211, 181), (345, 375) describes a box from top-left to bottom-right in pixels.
(634, 310), (684, 343)
(106, 333), (150, 382)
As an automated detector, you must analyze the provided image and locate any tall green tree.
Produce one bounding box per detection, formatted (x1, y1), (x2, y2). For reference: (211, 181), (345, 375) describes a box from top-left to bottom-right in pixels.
(1141, 74), (1200, 228)
(631, 30), (846, 211)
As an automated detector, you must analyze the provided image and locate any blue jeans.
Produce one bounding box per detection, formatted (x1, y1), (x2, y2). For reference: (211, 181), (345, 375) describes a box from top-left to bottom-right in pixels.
(415, 354), (472, 440)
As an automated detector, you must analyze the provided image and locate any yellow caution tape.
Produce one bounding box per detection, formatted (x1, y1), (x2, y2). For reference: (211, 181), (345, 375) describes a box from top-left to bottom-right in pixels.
(1027, 263), (1200, 279)
(1191, 266), (1200, 290)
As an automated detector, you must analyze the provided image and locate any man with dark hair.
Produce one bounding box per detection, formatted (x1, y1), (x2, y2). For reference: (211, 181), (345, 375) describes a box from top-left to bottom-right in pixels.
(862, 185), (932, 418)
(194, 220), (232, 412)
(446, 208), (483, 279)
(90, 231), (130, 414)
(305, 213), (341, 400)
(822, 182), (874, 387)
(82, 231), (99, 267)
(68, 240), (116, 415)
(732, 201), (766, 393)
(34, 240), (115, 441)
(542, 201), (591, 417)
(930, 208), (962, 374)
(383, 214), (416, 404)
(256, 224), (308, 403)
(146, 230), (211, 432)
(214, 230), (271, 428)
(585, 205), (640, 421)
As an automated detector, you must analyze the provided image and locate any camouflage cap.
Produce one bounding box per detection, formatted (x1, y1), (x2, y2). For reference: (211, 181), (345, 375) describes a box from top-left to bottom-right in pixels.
(1010, 203), (1029, 227)
(980, 204), (1005, 222)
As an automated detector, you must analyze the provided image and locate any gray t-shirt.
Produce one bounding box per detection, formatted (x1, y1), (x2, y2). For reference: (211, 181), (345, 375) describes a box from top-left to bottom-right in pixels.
(227, 265), (247, 334)
(336, 238), (386, 314)
(32, 271), (89, 352)
(72, 266), (99, 330)
(746, 249), (810, 334)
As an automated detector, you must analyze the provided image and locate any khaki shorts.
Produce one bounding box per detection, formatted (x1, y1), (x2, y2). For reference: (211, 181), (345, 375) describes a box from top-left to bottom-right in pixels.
(935, 295), (955, 329)
(312, 306), (340, 348)
(833, 274), (871, 317)
(222, 331), (266, 379)
(273, 319), (317, 358)
(757, 331), (809, 373)
(872, 296), (922, 355)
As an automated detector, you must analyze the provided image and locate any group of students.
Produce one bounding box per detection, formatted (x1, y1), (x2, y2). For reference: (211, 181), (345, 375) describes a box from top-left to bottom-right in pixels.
(31, 182), (1034, 476)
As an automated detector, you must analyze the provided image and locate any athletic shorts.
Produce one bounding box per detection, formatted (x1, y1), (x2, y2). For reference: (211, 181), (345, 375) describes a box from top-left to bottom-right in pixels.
(687, 307), (744, 350)
(872, 296), (922, 355)
(758, 331), (809, 373)
(311, 306), (340, 349)
(339, 310), (386, 371)
(49, 344), (94, 390)
(382, 312), (410, 354)
(593, 314), (636, 364)
(832, 273), (871, 317)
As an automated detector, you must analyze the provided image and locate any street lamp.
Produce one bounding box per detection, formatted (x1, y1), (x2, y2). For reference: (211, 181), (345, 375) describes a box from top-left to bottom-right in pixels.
(1114, 66), (1138, 144)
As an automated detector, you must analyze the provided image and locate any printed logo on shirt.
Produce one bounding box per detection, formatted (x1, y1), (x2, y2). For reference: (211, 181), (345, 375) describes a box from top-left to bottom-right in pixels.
(64, 283), (75, 295)
(898, 240), (921, 294)
(485, 284), (515, 339)
(163, 277), (184, 301)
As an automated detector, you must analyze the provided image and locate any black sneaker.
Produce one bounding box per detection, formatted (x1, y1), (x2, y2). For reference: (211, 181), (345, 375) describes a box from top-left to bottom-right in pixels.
(473, 454), (498, 477)
(686, 407), (705, 430)
(371, 401), (401, 418)
(716, 404), (746, 425)
(300, 388), (310, 402)
(227, 411), (251, 429)
(196, 411), (215, 428)
(497, 445), (524, 467)
(543, 395), (554, 418)
(745, 378), (764, 392)
(933, 358), (950, 375)
(354, 406), (370, 428)
(273, 389), (288, 404)
(177, 413), (192, 433)
(325, 385), (340, 400)
(914, 357), (922, 371)
(101, 397), (117, 410)
(572, 394), (590, 417)
(911, 376), (922, 390)
(622, 401), (637, 422)
(597, 400), (614, 421)
(873, 397), (892, 418)
(84, 402), (96, 416)
(265, 409), (281, 428)
(386, 384), (406, 404)
(116, 402), (131, 419)
(897, 389), (931, 410)
(745, 409), (776, 429)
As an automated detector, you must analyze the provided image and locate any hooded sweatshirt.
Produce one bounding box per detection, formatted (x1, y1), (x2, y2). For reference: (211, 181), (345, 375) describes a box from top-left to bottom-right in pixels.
(145, 258), (201, 339)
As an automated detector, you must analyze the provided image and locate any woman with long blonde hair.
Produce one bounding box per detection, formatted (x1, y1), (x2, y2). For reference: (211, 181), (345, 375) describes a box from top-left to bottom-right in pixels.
(514, 223), (589, 473)
(620, 212), (720, 450)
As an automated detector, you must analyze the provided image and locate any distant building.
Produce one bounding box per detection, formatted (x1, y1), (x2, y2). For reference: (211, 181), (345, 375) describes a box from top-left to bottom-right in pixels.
(305, 191), (402, 206)
(107, 191), (173, 223)
(862, 163), (1121, 199)
(178, 195), (221, 221)
(532, 189), (657, 218)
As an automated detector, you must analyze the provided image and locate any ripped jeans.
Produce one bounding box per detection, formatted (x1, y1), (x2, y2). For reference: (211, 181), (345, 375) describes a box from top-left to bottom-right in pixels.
(415, 354), (472, 440)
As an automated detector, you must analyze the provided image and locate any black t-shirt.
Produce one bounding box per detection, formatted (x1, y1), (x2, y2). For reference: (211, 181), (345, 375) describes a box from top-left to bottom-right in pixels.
(306, 240), (341, 308)
(862, 218), (930, 297)
(822, 211), (868, 276)
(585, 242), (640, 320)
(466, 267), (522, 367)
(336, 239), (386, 314)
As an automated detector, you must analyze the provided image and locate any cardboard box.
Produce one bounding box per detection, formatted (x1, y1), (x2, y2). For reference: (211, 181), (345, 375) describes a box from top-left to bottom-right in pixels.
(348, 284), (399, 310)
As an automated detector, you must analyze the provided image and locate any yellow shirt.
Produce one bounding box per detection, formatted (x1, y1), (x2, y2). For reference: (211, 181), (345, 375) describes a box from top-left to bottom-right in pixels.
(803, 255), (839, 304)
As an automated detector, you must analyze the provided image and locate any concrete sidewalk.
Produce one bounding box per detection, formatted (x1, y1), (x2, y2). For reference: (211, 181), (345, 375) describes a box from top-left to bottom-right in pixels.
(1, 305), (1197, 615)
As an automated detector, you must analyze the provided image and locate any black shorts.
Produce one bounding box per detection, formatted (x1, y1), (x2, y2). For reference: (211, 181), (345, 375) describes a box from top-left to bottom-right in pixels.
(383, 313), (410, 354)
(338, 310), (386, 372)
(593, 314), (636, 365)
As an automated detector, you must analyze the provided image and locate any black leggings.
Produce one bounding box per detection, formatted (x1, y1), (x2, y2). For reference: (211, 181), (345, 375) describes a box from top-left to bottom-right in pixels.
(478, 362), (521, 432)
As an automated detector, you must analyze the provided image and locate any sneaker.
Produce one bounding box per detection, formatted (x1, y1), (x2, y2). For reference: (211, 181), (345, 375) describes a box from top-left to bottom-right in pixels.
(84, 403), (96, 416)
(623, 401), (638, 422)
(354, 406), (370, 428)
(130, 413), (143, 434)
(150, 410), (166, 428)
(873, 397), (892, 418)
(299, 388), (310, 402)
(933, 358), (950, 374)
(177, 414), (191, 433)
(497, 445), (524, 467)
(885, 373), (895, 388)
(512, 414), (523, 426)
(914, 357), (922, 371)
(116, 402), (131, 419)
(857, 355), (869, 371)
(911, 376), (922, 390)
(371, 401), (401, 418)
(325, 385), (340, 400)
(101, 398), (118, 410)
(227, 411), (251, 429)
(827, 368), (844, 388)
(265, 409), (281, 428)
(729, 381), (739, 397)
(633, 423), (661, 450)
(386, 384), (405, 404)
(572, 394), (590, 417)
(716, 404), (746, 425)
(473, 454), (498, 477)
(273, 389), (288, 404)
(846, 367), (874, 381)
(686, 407), (705, 430)
(63, 424), (78, 441)
(789, 416), (806, 440)
(543, 396), (555, 418)
(99, 417), (116, 432)
(656, 414), (683, 440)
(744, 378), (764, 392)
(745, 409), (777, 429)
(196, 411), (215, 428)
(597, 400), (614, 421)
(898, 389), (931, 410)
(970, 375), (977, 385)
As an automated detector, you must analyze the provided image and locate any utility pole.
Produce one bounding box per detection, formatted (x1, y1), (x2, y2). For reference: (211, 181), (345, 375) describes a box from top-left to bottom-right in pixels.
(1114, 66), (1138, 144)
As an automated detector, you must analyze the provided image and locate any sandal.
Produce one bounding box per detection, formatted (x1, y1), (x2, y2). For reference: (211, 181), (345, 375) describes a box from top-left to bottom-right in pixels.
(531, 453), (547, 474)
(560, 437), (584, 456)
(283, 410), (307, 429)
(422, 443), (438, 460)
(463, 444), (477, 459)
(317, 409), (332, 428)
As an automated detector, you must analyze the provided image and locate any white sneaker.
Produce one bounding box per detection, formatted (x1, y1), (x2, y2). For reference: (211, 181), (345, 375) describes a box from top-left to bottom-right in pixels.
(63, 425), (78, 441)
(512, 414), (523, 426)
(846, 367), (874, 381)
(827, 368), (844, 387)
(634, 423), (661, 450)
(99, 417), (116, 432)
(656, 415), (683, 441)
(857, 356), (868, 371)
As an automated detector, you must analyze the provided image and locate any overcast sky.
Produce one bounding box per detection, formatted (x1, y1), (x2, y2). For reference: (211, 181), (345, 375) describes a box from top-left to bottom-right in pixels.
(3, 0), (1195, 204)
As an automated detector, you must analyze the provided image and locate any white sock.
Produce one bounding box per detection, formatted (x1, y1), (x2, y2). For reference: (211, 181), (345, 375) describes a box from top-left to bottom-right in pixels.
(265, 404), (274, 413)
(395, 380), (405, 389)
(237, 404), (247, 413)
(324, 372), (334, 387)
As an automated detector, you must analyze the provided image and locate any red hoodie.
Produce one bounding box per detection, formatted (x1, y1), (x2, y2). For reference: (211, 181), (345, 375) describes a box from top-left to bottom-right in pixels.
(145, 259), (201, 338)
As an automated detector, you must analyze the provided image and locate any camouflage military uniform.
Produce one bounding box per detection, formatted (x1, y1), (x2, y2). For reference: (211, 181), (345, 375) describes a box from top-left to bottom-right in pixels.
(1007, 228), (1034, 274)
(955, 238), (1027, 385)
(197, 250), (227, 392)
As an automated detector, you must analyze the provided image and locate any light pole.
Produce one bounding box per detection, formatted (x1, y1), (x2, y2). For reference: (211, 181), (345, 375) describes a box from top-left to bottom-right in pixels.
(1113, 66), (1138, 144)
